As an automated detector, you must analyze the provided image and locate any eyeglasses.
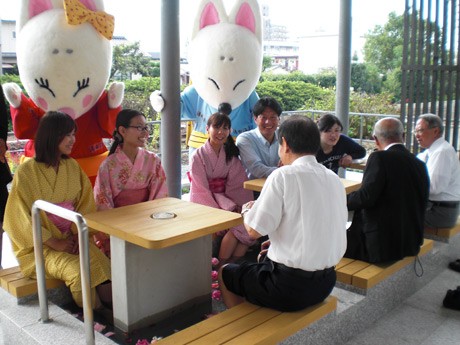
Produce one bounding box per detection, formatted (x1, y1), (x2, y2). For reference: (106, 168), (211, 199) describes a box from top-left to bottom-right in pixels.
(127, 125), (151, 133)
(414, 127), (435, 135)
(257, 115), (279, 122)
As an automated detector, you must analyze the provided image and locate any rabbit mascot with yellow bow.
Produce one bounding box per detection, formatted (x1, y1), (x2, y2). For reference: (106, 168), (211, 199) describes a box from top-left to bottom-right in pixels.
(2, 0), (123, 184)
(150, 0), (262, 152)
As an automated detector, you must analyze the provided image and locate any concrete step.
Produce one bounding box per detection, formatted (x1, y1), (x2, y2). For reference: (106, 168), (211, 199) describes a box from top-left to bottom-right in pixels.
(1, 234), (458, 345)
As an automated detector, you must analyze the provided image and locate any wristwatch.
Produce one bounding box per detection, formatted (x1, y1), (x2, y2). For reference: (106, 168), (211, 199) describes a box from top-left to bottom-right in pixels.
(241, 208), (250, 217)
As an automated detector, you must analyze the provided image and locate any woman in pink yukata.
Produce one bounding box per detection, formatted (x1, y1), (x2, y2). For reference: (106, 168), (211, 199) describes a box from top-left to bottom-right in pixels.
(93, 109), (168, 254)
(190, 112), (255, 266)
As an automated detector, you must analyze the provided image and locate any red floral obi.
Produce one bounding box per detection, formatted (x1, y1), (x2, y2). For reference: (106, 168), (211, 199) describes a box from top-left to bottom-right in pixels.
(46, 201), (75, 235)
(114, 188), (149, 208)
(208, 178), (226, 193)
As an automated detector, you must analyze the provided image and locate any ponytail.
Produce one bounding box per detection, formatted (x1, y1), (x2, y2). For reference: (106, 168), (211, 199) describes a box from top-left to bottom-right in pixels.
(108, 129), (123, 155)
(224, 135), (239, 163)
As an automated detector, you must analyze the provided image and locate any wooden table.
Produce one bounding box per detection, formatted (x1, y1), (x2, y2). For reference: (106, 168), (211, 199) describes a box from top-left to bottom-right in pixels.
(85, 197), (242, 332)
(244, 177), (362, 194)
(349, 162), (367, 171)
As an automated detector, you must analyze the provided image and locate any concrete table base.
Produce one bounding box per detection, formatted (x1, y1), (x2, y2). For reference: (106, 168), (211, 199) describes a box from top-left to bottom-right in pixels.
(110, 235), (212, 332)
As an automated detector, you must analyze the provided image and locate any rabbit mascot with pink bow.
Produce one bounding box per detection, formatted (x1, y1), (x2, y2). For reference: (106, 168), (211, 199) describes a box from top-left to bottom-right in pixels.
(150, 0), (262, 151)
(2, 0), (124, 184)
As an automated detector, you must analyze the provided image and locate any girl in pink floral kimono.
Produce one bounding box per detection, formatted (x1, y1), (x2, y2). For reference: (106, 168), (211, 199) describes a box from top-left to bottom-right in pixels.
(94, 109), (168, 254)
(190, 113), (255, 266)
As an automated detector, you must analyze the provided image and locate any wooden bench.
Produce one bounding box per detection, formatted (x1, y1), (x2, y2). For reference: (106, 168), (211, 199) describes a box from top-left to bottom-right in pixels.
(336, 239), (433, 290)
(424, 217), (460, 242)
(157, 296), (337, 345)
(0, 266), (65, 298)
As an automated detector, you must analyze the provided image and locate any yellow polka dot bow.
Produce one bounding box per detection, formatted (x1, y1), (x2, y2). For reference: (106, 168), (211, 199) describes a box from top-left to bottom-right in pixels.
(64, 0), (115, 40)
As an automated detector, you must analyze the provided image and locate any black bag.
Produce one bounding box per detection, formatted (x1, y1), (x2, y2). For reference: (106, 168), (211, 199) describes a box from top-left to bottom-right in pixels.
(0, 160), (12, 186)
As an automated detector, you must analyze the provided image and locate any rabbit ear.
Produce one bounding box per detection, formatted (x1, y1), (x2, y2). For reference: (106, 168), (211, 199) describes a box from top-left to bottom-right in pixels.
(229, 0), (262, 44)
(191, 0), (228, 40)
(79, 0), (106, 11)
(79, 0), (97, 11)
(18, 0), (53, 31)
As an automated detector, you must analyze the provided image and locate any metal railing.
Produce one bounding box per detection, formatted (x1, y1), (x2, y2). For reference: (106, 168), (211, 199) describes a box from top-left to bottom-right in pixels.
(32, 200), (95, 345)
(281, 110), (399, 145)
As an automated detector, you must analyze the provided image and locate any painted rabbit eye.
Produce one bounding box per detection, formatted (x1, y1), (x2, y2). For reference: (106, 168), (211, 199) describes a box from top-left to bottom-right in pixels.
(52, 49), (59, 54)
(73, 78), (90, 97)
(35, 78), (56, 97)
(220, 56), (225, 61)
(233, 79), (245, 91)
(229, 57), (234, 61)
(208, 77), (220, 90)
(66, 49), (74, 54)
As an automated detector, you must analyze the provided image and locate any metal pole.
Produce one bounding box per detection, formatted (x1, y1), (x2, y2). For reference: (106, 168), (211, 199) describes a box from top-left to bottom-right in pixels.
(32, 200), (95, 345)
(336, 0), (352, 135)
(31, 204), (49, 323)
(0, 16), (3, 76)
(160, 0), (182, 198)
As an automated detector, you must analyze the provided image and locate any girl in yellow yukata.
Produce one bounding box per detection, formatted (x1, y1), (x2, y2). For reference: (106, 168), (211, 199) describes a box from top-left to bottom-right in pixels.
(4, 111), (112, 309)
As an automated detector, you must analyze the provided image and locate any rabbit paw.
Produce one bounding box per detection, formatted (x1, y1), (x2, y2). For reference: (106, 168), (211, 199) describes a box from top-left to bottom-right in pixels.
(150, 90), (165, 112)
(2, 83), (22, 108)
(107, 82), (125, 109)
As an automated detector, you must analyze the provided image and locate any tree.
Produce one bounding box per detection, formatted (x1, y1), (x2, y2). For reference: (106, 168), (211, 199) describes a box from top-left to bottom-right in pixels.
(111, 42), (153, 80)
(351, 62), (382, 94)
(363, 11), (443, 101)
(262, 56), (272, 71)
(363, 12), (404, 74)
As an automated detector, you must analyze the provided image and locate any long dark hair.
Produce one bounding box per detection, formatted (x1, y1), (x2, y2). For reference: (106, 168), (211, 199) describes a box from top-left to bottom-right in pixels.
(35, 111), (76, 167)
(317, 113), (343, 132)
(207, 112), (239, 163)
(0, 88), (8, 141)
(109, 109), (145, 155)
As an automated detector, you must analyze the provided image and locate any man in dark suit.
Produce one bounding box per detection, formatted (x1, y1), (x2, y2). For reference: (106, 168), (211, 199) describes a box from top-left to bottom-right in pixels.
(346, 117), (429, 263)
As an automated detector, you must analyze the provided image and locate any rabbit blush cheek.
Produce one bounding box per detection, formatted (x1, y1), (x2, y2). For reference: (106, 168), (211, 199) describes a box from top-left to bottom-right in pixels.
(37, 97), (48, 110)
(82, 94), (93, 108)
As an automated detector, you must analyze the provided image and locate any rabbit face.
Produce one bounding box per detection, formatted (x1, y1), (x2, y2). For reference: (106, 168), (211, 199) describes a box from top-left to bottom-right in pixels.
(189, 23), (262, 110)
(16, 0), (112, 119)
(189, 0), (262, 110)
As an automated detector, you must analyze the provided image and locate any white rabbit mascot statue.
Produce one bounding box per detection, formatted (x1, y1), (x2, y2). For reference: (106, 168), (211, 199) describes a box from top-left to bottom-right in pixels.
(2, 0), (124, 184)
(150, 0), (262, 151)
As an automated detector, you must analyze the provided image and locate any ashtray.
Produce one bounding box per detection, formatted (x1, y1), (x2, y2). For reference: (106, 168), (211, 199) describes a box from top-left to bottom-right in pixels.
(151, 212), (176, 220)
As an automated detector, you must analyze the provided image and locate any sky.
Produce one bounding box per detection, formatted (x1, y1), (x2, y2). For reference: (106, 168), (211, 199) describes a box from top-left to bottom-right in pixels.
(0, 0), (405, 54)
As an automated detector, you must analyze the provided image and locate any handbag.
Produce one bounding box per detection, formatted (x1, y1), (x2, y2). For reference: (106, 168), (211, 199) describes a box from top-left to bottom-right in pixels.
(0, 160), (12, 185)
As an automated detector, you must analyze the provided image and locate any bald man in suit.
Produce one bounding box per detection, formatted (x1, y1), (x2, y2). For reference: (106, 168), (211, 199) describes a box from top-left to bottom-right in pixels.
(346, 117), (429, 263)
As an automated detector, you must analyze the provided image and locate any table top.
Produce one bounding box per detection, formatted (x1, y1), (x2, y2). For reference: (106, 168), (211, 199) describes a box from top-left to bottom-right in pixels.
(349, 162), (367, 171)
(85, 197), (243, 249)
(244, 177), (361, 194)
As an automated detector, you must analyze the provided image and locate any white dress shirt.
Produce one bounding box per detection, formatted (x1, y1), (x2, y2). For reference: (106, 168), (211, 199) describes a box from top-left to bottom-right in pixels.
(244, 155), (347, 271)
(236, 128), (279, 180)
(417, 137), (460, 201)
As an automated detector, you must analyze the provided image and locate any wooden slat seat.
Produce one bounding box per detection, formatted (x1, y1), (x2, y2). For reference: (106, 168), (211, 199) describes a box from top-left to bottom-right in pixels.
(424, 217), (460, 241)
(336, 239), (434, 290)
(157, 296), (337, 345)
(0, 266), (65, 298)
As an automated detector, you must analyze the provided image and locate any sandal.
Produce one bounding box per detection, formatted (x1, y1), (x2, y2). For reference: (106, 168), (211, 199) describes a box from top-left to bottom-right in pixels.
(443, 286), (460, 310)
(448, 259), (460, 273)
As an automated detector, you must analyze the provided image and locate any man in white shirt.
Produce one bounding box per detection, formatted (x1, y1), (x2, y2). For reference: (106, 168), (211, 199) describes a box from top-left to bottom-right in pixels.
(235, 97), (282, 180)
(415, 113), (460, 229)
(218, 116), (347, 311)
